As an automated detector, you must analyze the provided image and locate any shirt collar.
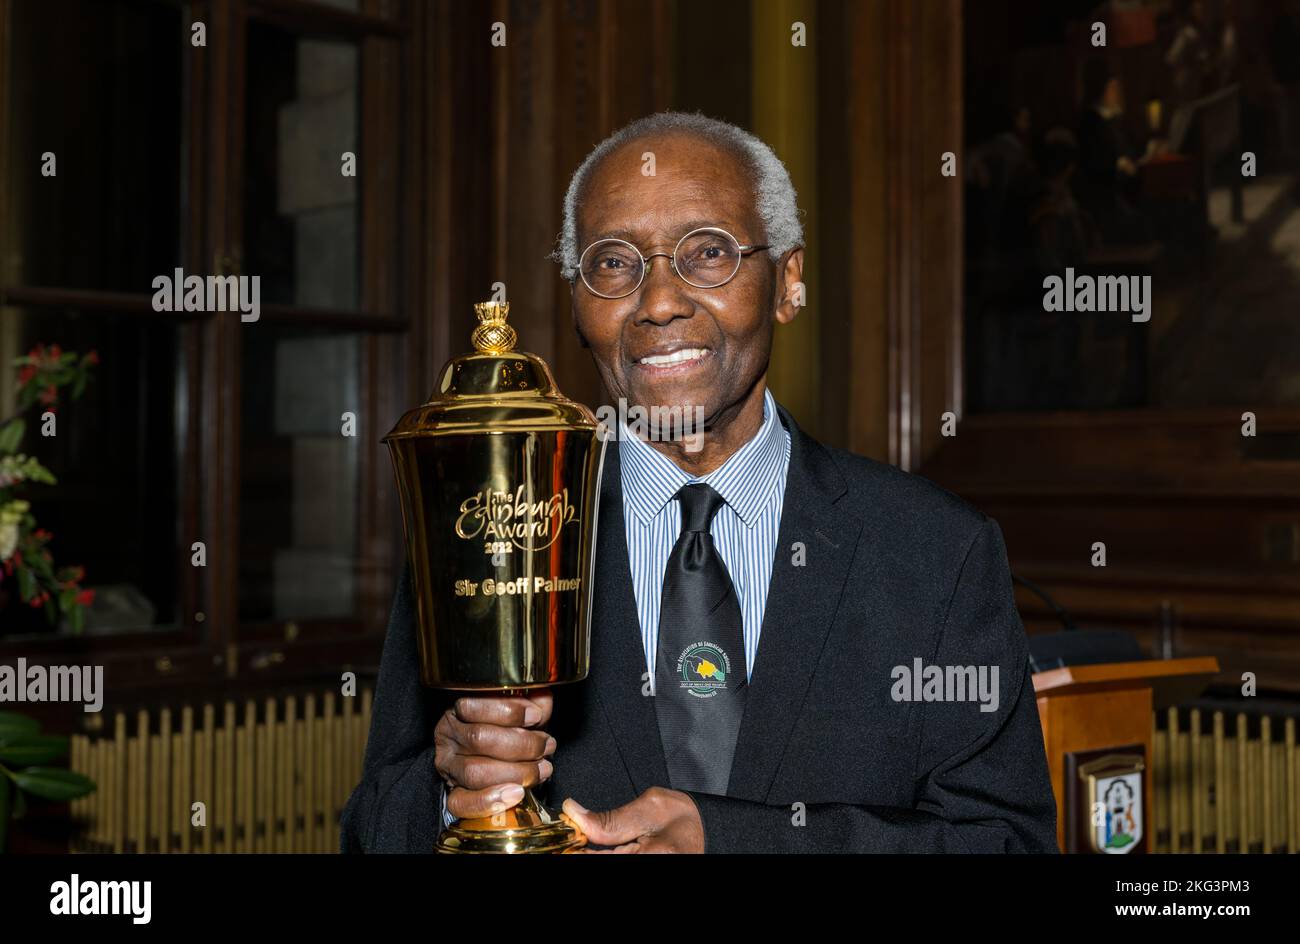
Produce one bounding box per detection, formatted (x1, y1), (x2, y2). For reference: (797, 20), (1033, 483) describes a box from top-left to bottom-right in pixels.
(618, 388), (786, 529)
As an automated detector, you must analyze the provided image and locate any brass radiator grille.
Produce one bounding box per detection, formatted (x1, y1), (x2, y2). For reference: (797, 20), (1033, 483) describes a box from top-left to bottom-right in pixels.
(67, 695), (1297, 853)
(69, 688), (372, 854)
(1152, 707), (1299, 854)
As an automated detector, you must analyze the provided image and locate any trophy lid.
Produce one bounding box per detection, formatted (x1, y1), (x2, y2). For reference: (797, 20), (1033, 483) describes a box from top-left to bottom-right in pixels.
(383, 300), (596, 440)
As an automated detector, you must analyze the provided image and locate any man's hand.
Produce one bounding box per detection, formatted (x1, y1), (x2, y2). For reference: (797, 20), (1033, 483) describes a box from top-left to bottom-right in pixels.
(561, 787), (705, 853)
(433, 689), (556, 819)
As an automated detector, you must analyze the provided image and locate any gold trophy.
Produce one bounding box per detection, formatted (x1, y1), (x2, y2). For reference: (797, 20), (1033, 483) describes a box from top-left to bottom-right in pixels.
(383, 300), (605, 854)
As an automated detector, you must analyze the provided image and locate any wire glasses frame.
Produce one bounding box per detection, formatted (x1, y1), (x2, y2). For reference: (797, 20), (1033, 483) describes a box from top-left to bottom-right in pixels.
(575, 226), (770, 299)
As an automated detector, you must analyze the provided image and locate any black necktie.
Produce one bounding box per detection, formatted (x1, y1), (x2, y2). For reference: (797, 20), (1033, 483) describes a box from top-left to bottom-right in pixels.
(653, 483), (748, 794)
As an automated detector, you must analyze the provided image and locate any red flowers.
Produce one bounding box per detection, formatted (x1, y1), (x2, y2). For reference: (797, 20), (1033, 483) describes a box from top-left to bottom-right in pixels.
(3, 343), (98, 633)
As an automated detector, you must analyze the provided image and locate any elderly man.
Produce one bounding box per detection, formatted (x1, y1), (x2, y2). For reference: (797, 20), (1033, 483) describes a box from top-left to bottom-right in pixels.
(342, 112), (1058, 853)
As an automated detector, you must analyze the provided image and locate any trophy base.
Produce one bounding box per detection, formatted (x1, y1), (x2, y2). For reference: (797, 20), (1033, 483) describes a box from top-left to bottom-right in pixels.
(435, 788), (586, 854)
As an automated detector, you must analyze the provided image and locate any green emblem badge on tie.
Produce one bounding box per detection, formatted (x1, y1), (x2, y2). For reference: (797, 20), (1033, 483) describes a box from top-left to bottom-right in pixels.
(675, 641), (733, 696)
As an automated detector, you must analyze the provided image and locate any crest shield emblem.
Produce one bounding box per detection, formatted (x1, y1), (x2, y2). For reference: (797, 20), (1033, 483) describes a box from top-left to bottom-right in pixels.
(1081, 754), (1145, 854)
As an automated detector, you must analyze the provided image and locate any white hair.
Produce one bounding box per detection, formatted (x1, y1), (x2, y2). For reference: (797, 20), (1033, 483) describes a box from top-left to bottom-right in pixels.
(552, 111), (804, 280)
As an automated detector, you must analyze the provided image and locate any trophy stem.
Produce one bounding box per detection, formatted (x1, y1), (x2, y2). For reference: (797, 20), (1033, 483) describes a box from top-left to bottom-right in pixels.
(501, 688), (576, 844)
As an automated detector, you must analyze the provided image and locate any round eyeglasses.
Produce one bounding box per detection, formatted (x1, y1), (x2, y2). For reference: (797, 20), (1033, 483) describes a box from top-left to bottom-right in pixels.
(576, 227), (770, 299)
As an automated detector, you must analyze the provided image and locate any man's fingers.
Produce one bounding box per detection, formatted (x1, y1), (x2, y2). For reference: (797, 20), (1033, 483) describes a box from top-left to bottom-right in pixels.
(433, 708), (557, 791)
(561, 796), (650, 848)
(446, 783), (526, 820)
(443, 755), (553, 791)
(454, 689), (553, 727)
(447, 716), (554, 761)
(525, 689), (553, 722)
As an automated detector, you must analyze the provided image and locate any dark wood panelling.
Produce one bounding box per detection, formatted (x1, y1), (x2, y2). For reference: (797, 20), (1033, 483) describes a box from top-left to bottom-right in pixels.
(843, 0), (890, 461)
(486, 0), (673, 410)
(927, 410), (1300, 692)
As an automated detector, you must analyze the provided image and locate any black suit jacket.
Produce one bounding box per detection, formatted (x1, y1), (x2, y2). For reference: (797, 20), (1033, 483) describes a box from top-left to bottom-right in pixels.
(341, 405), (1059, 853)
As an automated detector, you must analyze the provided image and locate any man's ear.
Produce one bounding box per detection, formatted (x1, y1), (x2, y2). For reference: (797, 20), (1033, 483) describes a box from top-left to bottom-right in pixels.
(774, 248), (805, 326)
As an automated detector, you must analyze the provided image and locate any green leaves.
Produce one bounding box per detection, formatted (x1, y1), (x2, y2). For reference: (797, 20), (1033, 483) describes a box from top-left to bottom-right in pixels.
(0, 714), (94, 851)
(0, 734), (69, 767)
(0, 419), (23, 454)
(16, 565), (36, 602)
(0, 712), (95, 852)
(0, 712), (40, 743)
(0, 455), (56, 485)
(0, 777), (9, 853)
(0, 716), (70, 768)
(24, 543), (54, 582)
(10, 767), (94, 802)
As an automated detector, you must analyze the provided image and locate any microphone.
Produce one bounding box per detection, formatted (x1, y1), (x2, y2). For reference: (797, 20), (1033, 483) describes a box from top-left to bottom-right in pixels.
(1013, 572), (1144, 672)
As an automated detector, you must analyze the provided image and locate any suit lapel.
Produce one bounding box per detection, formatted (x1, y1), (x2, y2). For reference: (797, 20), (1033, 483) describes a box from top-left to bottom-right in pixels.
(726, 407), (864, 801)
(588, 443), (671, 793)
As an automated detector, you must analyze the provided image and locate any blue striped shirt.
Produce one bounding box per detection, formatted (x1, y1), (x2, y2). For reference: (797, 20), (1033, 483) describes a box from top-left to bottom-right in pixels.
(618, 388), (791, 685)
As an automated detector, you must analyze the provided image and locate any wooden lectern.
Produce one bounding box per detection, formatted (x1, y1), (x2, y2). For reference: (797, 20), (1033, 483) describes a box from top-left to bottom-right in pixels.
(1033, 657), (1219, 854)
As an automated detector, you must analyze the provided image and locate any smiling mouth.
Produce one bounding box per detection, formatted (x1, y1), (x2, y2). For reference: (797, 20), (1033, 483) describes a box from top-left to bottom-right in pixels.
(636, 347), (711, 368)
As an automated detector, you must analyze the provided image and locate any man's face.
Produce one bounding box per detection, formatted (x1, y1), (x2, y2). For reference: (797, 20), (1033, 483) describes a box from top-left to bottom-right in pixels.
(571, 133), (794, 426)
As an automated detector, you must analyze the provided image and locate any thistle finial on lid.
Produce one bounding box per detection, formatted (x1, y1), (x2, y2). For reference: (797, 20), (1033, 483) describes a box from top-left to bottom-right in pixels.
(471, 300), (517, 354)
